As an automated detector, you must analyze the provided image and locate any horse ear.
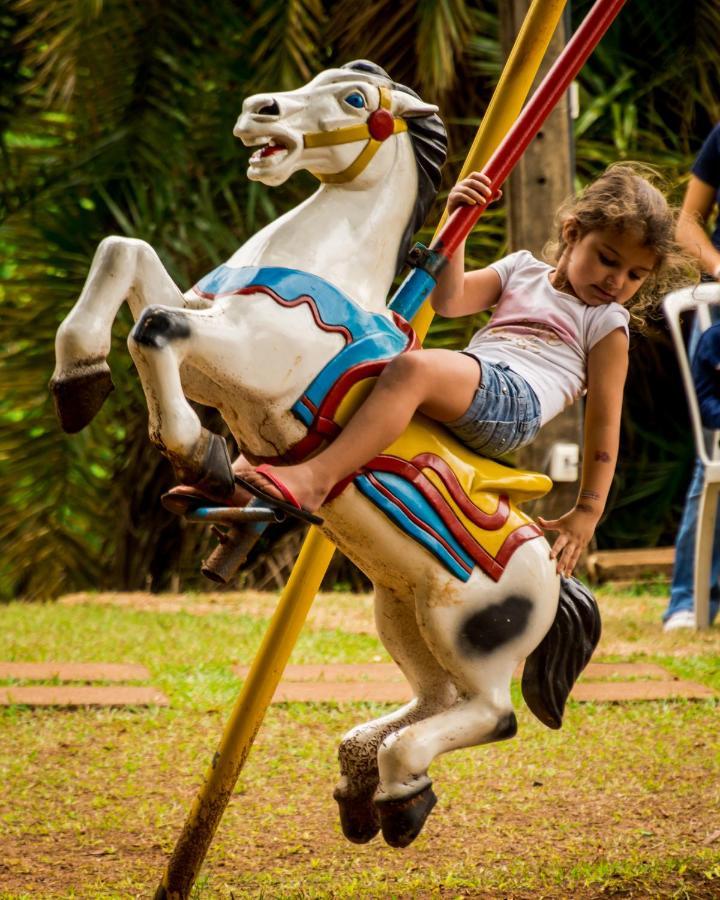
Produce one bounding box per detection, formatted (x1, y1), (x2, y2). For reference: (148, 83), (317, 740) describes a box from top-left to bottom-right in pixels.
(391, 90), (439, 120)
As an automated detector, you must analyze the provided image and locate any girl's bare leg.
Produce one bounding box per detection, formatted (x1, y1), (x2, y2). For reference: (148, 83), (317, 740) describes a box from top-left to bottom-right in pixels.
(239, 349), (482, 510)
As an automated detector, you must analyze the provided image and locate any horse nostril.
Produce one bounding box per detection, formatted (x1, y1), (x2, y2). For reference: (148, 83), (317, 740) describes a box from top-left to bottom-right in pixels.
(257, 99), (280, 116)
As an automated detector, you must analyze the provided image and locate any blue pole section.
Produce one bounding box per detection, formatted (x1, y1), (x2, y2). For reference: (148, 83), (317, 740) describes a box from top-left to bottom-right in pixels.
(388, 267), (436, 322)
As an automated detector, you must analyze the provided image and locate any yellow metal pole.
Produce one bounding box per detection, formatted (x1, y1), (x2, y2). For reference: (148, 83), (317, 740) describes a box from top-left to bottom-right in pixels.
(155, 530), (334, 899)
(412, 0), (567, 341)
(156, 3), (567, 896)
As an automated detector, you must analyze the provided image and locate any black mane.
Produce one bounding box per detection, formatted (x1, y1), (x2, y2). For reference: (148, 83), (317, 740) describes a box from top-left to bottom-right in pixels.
(341, 61), (448, 276)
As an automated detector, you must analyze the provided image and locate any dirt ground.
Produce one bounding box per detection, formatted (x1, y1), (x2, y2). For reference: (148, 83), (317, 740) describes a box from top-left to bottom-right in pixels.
(2, 705), (719, 899)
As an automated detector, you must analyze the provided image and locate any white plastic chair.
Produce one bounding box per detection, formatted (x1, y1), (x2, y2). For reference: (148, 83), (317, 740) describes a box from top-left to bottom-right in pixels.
(663, 283), (720, 628)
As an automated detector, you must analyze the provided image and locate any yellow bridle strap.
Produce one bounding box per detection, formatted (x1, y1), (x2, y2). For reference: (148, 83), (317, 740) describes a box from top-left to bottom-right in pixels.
(304, 123), (378, 149)
(305, 85), (408, 184)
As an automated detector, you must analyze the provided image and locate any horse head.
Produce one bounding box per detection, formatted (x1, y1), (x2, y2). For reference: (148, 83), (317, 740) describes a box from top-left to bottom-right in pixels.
(236, 60), (442, 187)
(231, 61), (448, 303)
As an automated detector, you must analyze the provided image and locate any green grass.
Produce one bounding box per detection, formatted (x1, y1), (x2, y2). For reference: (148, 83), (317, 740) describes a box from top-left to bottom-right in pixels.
(0, 586), (719, 899)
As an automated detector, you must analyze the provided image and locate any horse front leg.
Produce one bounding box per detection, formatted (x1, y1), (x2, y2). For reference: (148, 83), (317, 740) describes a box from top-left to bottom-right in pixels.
(51, 236), (198, 433)
(127, 306), (235, 497)
(373, 542), (559, 848)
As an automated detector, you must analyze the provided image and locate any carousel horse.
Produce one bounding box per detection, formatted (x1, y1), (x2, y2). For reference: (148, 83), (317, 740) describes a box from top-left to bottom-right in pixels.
(51, 61), (600, 849)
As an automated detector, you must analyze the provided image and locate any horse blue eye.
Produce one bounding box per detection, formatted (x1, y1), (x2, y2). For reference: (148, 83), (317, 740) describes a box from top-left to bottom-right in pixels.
(345, 92), (365, 109)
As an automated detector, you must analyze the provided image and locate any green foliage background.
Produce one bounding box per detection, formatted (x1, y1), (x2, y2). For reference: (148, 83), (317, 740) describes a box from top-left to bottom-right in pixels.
(1, 0), (719, 599)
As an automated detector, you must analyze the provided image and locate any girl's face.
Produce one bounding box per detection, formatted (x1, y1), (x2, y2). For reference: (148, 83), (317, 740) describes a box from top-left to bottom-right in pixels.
(556, 224), (658, 307)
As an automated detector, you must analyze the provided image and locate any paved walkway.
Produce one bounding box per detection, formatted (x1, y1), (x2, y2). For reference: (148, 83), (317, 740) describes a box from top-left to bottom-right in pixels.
(233, 661), (716, 703)
(0, 662), (168, 707)
(1, 660), (714, 708)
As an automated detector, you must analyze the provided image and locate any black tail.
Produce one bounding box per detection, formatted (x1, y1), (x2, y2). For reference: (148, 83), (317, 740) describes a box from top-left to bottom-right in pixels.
(521, 575), (601, 730)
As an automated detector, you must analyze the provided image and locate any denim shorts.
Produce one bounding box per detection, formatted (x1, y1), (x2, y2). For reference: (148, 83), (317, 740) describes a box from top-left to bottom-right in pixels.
(444, 357), (542, 458)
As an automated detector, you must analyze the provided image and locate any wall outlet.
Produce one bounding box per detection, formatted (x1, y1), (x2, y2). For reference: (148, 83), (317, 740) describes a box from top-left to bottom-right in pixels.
(548, 442), (579, 482)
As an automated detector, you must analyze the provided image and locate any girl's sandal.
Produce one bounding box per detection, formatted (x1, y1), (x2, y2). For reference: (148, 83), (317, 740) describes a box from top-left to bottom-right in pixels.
(233, 464), (324, 526)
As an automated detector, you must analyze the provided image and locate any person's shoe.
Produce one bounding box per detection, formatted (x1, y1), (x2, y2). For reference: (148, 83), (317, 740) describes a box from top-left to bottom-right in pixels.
(663, 610), (696, 632)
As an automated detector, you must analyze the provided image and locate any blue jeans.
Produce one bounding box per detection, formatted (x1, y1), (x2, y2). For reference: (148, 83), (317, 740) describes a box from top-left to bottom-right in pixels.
(665, 456), (720, 623)
(444, 358), (542, 458)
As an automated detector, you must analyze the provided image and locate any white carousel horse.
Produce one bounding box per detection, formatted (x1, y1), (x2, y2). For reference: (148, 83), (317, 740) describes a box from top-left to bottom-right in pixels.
(51, 61), (600, 848)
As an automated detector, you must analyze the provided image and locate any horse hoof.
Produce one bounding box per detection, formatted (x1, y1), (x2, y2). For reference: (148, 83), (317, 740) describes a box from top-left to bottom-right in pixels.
(49, 364), (114, 433)
(334, 790), (380, 844)
(375, 783), (437, 848)
(170, 430), (235, 498)
(196, 431), (235, 497)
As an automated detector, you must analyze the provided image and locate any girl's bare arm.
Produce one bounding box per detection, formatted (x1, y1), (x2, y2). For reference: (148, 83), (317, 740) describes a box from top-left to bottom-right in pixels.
(677, 176), (720, 278)
(429, 248), (503, 317)
(429, 173), (504, 318)
(539, 327), (629, 576)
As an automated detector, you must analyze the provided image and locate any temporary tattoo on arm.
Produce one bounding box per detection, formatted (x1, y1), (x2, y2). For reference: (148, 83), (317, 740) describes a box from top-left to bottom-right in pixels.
(594, 451), (611, 462)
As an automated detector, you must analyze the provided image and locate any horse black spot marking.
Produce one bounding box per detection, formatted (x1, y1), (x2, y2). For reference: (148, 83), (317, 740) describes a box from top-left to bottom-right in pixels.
(458, 595), (532, 656)
(491, 711), (518, 742)
(132, 307), (191, 348)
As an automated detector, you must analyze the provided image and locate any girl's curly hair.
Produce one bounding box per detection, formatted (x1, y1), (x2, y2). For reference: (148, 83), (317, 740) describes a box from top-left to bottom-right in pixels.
(544, 163), (697, 329)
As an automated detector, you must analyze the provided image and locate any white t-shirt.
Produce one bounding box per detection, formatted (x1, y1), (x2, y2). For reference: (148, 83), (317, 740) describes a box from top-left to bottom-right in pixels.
(464, 250), (630, 425)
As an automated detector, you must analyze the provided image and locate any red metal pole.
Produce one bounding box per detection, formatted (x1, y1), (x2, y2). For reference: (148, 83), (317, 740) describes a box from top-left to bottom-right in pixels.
(433, 0), (627, 258)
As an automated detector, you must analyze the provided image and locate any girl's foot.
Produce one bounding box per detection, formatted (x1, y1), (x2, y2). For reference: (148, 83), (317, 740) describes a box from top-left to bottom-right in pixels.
(236, 463), (332, 514)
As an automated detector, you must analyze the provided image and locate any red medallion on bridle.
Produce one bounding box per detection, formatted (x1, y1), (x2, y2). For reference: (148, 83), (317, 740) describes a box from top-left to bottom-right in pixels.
(367, 107), (396, 141)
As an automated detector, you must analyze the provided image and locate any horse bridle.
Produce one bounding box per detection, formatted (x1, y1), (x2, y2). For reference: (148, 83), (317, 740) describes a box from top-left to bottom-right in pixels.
(304, 85), (408, 184)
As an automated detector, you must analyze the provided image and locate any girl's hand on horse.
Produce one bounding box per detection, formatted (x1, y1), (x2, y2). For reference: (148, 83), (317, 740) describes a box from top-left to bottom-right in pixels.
(447, 172), (502, 215)
(537, 506), (599, 578)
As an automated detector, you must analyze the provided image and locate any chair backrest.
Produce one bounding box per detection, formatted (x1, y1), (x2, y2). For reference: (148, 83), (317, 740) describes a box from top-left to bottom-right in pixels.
(663, 284), (720, 468)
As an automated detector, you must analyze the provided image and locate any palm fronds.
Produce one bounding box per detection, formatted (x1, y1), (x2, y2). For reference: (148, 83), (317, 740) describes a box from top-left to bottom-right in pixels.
(3, 0), (720, 599)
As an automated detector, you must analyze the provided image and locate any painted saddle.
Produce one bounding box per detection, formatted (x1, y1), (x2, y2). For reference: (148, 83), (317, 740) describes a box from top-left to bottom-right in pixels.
(194, 265), (552, 583)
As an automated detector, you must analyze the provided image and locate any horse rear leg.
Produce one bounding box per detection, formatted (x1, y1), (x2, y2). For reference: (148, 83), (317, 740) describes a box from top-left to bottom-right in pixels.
(335, 584), (456, 843)
(51, 237), (196, 432)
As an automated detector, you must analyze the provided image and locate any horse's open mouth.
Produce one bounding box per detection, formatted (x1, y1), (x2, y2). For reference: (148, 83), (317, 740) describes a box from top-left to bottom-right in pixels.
(249, 138), (289, 164)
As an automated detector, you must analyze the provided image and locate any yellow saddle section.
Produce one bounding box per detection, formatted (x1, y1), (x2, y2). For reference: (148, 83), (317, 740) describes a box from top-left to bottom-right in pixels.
(336, 378), (552, 580)
(391, 416), (552, 503)
(336, 379), (552, 503)
(364, 418), (552, 580)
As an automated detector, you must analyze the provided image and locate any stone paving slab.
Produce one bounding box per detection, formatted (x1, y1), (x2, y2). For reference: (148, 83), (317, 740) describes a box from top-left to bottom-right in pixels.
(233, 662), (716, 704)
(234, 661), (674, 683)
(582, 662), (677, 679)
(273, 682), (414, 703)
(0, 662), (151, 682)
(0, 686), (169, 707)
(234, 663), (404, 682)
(267, 679), (715, 704)
(570, 681), (716, 702)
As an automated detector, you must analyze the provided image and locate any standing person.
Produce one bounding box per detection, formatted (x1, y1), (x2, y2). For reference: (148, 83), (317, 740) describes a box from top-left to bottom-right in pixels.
(236, 164), (688, 578)
(663, 123), (720, 631)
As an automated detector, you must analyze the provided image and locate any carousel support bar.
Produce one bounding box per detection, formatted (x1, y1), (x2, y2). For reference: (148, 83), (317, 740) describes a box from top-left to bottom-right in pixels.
(435, 0), (627, 260)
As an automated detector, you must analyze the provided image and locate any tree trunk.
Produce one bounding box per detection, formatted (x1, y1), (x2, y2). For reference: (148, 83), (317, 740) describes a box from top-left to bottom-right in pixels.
(499, 1), (582, 523)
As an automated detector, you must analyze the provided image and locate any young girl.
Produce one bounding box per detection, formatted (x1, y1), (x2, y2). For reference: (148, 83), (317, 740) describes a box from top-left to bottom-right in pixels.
(237, 164), (683, 576)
